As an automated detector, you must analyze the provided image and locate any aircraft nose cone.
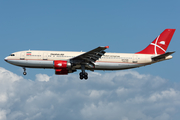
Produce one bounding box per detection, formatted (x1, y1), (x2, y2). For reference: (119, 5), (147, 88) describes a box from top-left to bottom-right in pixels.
(4, 57), (8, 61)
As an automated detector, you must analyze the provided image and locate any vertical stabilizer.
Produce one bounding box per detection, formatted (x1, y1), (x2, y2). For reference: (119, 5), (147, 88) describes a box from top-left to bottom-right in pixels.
(136, 29), (175, 54)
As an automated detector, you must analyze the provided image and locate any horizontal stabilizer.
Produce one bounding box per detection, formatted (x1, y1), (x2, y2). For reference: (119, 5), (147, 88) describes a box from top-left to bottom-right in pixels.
(152, 51), (175, 61)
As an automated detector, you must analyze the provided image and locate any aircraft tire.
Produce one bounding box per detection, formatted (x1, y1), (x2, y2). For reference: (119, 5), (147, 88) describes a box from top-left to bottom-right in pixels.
(84, 72), (88, 80)
(23, 72), (27, 75)
(79, 72), (88, 80)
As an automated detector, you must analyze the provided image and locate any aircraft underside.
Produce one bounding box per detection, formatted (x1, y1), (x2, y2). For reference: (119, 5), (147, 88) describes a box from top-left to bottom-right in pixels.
(7, 60), (145, 70)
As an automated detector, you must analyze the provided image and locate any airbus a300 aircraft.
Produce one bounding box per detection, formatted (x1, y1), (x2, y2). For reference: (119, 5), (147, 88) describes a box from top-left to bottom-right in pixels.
(4, 29), (175, 80)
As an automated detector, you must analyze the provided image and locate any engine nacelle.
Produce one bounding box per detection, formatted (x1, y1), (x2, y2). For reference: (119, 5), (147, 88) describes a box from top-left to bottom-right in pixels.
(54, 60), (71, 75)
(55, 69), (68, 75)
(53, 60), (71, 69)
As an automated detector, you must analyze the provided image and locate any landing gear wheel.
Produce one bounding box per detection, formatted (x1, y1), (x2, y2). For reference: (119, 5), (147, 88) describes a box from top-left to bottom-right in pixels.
(23, 67), (27, 75)
(80, 76), (83, 80)
(79, 72), (88, 80)
(79, 72), (83, 80)
(84, 73), (88, 80)
(23, 72), (27, 75)
(84, 76), (88, 80)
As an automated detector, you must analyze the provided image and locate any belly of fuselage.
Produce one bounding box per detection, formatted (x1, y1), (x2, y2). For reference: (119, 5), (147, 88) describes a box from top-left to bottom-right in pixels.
(94, 62), (144, 70)
(7, 60), (54, 68)
(7, 60), (145, 70)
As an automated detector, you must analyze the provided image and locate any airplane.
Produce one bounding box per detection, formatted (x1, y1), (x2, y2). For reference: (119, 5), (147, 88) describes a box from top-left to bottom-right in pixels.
(4, 29), (175, 80)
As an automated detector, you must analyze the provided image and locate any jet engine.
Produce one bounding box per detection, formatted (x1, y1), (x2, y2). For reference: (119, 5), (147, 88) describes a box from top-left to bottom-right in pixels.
(53, 60), (71, 75)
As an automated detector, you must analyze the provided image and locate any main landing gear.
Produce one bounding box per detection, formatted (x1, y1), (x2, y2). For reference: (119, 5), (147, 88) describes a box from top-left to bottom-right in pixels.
(23, 67), (27, 75)
(79, 72), (88, 80)
(80, 64), (88, 80)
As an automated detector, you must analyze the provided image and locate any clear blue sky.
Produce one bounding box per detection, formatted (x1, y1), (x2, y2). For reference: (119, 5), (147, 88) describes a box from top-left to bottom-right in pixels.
(0, 0), (179, 81)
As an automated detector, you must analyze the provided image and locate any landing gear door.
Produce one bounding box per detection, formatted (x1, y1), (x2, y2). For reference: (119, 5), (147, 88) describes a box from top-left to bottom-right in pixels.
(43, 53), (48, 60)
(20, 52), (25, 60)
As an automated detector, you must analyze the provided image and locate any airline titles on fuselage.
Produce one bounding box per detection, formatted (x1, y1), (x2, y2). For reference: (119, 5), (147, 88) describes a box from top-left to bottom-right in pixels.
(26, 52), (129, 59)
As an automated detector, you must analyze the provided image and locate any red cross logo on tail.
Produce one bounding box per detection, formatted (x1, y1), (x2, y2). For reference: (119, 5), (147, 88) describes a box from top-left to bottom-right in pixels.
(136, 29), (176, 55)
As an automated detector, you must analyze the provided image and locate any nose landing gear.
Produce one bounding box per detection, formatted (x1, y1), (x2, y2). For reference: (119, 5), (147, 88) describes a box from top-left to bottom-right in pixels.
(23, 67), (27, 75)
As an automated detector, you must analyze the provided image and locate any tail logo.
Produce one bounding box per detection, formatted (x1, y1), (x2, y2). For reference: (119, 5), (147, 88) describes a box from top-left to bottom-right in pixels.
(150, 36), (166, 55)
(159, 41), (165, 45)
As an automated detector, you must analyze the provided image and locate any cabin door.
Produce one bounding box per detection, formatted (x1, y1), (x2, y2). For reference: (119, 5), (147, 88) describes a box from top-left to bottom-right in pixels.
(20, 52), (25, 60)
(133, 55), (138, 63)
(43, 53), (48, 60)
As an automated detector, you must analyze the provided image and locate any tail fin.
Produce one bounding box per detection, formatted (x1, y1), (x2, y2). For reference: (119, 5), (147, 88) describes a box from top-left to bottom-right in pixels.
(136, 29), (176, 54)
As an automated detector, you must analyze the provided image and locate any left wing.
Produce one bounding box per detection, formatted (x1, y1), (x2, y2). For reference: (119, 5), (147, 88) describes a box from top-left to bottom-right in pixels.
(70, 46), (109, 67)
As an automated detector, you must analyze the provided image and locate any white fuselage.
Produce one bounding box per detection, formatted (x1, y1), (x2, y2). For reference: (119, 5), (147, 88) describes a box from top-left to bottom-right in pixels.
(4, 50), (172, 71)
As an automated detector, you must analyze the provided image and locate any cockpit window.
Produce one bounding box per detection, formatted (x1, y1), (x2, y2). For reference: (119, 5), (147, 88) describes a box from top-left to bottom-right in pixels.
(10, 54), (15, 56)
